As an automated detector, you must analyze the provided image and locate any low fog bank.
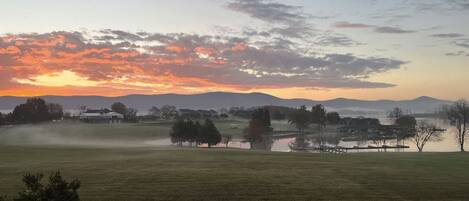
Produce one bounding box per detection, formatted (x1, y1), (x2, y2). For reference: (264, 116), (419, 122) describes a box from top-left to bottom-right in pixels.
(0, 123), (171, 148)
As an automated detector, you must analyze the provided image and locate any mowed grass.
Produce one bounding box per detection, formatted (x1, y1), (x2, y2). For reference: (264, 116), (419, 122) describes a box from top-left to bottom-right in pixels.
(1, 146), (468, 201)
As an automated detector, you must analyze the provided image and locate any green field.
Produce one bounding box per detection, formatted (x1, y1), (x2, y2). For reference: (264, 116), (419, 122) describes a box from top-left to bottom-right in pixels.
(0, 120), (299, 147)
(1, 145), (469, 201)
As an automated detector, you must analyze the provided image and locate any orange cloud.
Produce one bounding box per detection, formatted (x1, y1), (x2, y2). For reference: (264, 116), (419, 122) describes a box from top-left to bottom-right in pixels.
(165, 45), (185, 53)
(0, 30), (404, 97)
(0, 46), (20, 54)
(231, 42), (247, 52)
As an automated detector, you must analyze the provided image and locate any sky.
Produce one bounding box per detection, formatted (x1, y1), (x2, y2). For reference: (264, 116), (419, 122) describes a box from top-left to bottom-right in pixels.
(0, 0), (468, 100)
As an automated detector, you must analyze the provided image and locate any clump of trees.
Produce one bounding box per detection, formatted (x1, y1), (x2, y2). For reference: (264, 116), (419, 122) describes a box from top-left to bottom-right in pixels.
(2, 98), (64, 124)
(243, 108), (273, 150)
(170, 119), (221, 148)
(111, 102), (138, 122)
(161, 105), (178, 120)
(1, 171), (80, 201)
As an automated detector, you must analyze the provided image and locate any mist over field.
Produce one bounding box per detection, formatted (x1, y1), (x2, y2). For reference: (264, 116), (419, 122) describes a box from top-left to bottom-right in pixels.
(0, 123), (171, 148)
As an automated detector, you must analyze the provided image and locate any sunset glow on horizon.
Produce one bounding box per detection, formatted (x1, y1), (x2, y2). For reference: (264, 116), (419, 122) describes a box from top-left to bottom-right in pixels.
(1, 0), (468, 100)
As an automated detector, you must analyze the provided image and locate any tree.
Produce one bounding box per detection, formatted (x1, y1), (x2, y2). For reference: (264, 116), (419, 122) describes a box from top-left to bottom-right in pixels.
(446, 99), (469, 152)
(170, 119), (186, 146)
(148, 106), (161, 117)
(311, 104), (327, 145)
(244, 108), (273, 150)
(111, 102), (127, 115)
(326, 112), (341, 125)
(219, 113), (229, 119)
(272, 110), (286, 120)
(388, 107), (404, 121)
(222, 135), (232, 148)
(161, 105), (178, 120)
(0, 112), (4, 125)
(186, 120), (200, 147)
(311, 104), (327, 126)
(12, 98), (51, 123)
(47, 103), (64, 120)
(395, 115), (417, 144)
(11, 171), (80, 201)
(288, 105), (311, 134)
(124, 108), (138, 122)
(199, 119), (221, 148)
(411, 121), (445, 152)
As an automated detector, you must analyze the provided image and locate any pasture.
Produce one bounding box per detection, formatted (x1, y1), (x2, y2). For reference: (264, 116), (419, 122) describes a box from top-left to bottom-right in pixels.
(0, 146), (468, 201)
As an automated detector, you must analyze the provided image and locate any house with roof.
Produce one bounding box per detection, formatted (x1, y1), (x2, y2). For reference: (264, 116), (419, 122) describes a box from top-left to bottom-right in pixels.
(79, 108), (124, 123)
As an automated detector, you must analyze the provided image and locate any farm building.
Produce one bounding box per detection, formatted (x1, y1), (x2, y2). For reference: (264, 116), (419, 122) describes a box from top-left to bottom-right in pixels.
(79, 109), (124, 123)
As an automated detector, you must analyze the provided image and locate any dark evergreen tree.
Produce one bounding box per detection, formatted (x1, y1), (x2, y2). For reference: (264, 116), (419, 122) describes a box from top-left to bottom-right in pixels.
(244, 108), (273, 150)
(311, 104), (327, 146)
(199, 119), (221, 148)
(311, 104), (327, 125)
(170, 119), (186, 146)
(288, 105), (311, 134)
(395, 115), (417, 145)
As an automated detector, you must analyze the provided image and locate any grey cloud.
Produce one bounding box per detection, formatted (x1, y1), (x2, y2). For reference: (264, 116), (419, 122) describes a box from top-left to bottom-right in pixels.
(374, 26), (416, 34)
(445, 51), (466, 56)
(227, 0), (364, 48)
(454, 38), (469, 48)
(227, 0), (314, 39)
(227, 0), (306, 24)
(314, 34), (363, 47)
(431, 33), (465, 38)
(333, 21), (373, 29)
(92, 30), (406, 88)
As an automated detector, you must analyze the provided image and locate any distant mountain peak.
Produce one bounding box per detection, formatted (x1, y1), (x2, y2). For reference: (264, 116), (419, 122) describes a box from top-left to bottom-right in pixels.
(414, 96), (440, 101)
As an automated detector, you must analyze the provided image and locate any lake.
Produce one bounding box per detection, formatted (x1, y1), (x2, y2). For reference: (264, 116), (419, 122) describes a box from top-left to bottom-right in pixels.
(228, 118), (468, 152)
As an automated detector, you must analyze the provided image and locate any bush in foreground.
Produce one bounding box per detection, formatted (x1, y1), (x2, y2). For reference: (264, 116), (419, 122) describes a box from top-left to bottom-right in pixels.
(1, 171), (80, 201)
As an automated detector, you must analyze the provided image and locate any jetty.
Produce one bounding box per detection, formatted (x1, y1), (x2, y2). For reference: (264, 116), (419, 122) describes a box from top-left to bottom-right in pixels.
(289, 144), (410, 153)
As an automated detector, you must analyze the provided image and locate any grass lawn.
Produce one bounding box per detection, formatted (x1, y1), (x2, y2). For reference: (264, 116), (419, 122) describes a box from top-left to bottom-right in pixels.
(1, 146), (468, 201)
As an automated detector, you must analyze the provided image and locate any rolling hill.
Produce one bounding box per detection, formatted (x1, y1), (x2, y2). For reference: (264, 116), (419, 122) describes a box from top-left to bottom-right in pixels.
(0, 92), (451, 115)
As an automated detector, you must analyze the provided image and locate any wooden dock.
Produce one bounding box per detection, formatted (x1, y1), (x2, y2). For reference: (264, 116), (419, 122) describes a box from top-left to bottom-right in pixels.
(289, 144), (410, 153)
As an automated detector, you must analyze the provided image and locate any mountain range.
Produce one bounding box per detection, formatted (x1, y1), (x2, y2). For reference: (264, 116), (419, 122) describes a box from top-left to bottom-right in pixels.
(0, 92), (451, 115)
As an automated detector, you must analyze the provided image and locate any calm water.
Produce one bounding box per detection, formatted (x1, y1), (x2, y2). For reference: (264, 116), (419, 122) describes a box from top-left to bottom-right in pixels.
(228, 118), (468, 152)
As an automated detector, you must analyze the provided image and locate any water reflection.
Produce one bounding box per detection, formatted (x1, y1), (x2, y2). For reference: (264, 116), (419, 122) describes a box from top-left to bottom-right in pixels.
(229, 118), (468, 153)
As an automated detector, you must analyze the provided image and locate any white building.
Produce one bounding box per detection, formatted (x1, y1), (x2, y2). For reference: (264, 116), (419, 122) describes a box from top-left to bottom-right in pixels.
(79, 109), (124, 123)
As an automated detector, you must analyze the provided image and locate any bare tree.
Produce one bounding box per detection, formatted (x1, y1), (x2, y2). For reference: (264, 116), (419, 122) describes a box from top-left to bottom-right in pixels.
(446, 99), (469, 152)
(411, 121), (445, 152)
